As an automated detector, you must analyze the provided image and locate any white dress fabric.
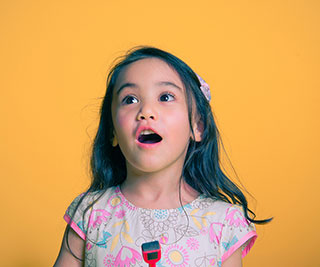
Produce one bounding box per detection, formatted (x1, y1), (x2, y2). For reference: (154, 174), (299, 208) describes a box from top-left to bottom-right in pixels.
(64, 186), (257, 267)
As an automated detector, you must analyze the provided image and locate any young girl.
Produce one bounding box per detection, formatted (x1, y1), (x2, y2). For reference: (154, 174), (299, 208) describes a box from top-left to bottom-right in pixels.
(54, 46), (270, 267)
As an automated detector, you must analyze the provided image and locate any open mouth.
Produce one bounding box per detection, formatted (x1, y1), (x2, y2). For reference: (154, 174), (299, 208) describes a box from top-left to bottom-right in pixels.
(138, 130), (163, 144)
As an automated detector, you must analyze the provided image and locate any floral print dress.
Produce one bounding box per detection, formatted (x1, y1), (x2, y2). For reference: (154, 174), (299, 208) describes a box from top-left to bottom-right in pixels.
(64, 186), (257, 267)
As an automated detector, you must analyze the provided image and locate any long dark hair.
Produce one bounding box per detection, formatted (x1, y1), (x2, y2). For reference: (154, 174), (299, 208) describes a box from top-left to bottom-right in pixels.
(89, 45), (271, 224)
(65, 46), (271, 260)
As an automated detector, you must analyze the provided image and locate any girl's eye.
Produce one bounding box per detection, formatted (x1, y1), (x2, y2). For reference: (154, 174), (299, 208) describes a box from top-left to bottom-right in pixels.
(159, 93), (175, 102)
(122, 95), (138, 105)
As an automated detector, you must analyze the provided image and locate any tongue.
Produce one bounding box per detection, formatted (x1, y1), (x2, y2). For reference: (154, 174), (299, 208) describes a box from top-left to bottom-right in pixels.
(138, 133), (162, 144)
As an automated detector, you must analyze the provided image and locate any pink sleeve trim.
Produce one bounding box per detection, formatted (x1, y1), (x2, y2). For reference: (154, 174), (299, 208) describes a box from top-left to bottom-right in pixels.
(221, 231), (257, 263)
(63, 213), (86, 241)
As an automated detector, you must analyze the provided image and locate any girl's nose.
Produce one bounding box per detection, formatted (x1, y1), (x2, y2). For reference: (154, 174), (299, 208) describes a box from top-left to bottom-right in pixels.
(136, 105), (157, 121)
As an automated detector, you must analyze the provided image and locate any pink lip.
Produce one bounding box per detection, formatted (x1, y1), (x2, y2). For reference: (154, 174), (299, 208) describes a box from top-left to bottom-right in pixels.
(135, 126), (162, 149)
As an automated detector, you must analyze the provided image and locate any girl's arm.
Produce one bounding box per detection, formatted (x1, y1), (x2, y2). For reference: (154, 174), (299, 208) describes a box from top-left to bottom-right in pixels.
(53, 225), (85, 267)
(221, 247), (242, 267)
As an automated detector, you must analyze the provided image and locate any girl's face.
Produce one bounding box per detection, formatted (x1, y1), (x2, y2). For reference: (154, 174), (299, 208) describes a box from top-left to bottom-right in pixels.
(111, 58), (201, 176)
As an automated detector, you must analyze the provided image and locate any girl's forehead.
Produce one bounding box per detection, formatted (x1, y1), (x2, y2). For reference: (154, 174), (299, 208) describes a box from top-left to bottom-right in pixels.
(115, 57), (184, 88)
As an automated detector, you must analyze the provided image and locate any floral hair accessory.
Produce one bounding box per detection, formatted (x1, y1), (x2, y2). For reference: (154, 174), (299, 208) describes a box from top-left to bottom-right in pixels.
(196, 73), (211, 101)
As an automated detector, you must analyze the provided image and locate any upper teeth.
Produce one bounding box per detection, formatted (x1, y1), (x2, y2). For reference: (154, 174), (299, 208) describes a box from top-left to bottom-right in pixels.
(140, 129), (155, 135)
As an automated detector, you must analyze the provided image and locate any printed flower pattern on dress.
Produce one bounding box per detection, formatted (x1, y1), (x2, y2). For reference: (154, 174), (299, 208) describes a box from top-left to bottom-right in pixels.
(110, 219), (134, 252)
(64, 186), (257, 267)
(96, 231), (112, 248)
(209, 222), (223, 245)
(156, 261), (167, 267)
(186, 237), (199, 250)
(104, 254), (115, 267)
(115, 210), (126, 219)
(222, 236), (239, 251)
(114, 246), (142, 267)
(86, 242), (93, 251)
(85, 251), (97, 267)
(164, 244), (190, 267)
(192, 196), (214, 209)
(88, 209), (111, 229)
(225, 206), (248, 227)
(200, 227), (208, 235)
(140, 209), (179, 233)
(194, 254), (218, 267)
(107, 194), (124, 209)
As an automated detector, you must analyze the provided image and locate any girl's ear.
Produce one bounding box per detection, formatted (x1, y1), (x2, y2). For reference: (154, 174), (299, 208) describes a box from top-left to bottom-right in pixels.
(192, 117), (204, 142)
(112, 131), (118, 147)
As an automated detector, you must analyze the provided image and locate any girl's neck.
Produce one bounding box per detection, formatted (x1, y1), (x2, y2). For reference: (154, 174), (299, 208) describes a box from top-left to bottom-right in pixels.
(120, 170), (199, 209)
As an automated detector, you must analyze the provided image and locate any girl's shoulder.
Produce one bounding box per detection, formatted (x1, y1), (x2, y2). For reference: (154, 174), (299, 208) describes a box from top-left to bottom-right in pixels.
(63, 186), (121, 239)
(192, 196), (257, 262)
(64, 186), (118, 220)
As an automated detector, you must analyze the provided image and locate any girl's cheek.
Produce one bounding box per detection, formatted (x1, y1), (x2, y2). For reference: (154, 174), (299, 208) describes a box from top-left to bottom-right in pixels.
(114, 115), (124, 128)
(115, 111), (129, 129)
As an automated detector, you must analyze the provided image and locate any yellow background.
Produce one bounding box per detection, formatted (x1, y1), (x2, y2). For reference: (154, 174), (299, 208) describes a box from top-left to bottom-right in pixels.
(1, 1), (319, 266)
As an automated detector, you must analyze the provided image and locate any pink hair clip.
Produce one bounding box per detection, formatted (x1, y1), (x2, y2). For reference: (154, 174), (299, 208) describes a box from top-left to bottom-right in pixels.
(196, 73), (211, 101)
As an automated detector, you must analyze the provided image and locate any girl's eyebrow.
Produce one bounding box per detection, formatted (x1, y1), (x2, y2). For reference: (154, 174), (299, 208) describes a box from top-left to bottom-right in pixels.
(156, 81), (182, 91)
(116, 83), (137, 95)
(116, 81), (182, 95)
